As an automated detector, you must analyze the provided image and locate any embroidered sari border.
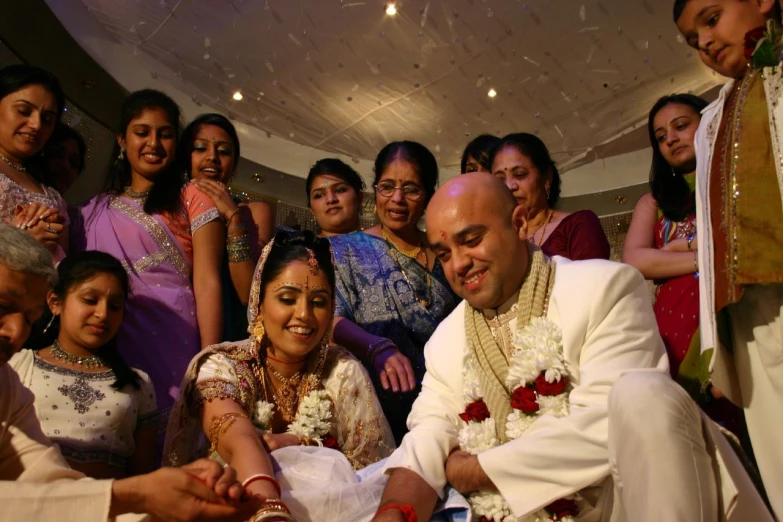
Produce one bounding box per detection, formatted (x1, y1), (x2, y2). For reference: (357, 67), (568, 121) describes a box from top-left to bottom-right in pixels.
(109, 197), (190, 278)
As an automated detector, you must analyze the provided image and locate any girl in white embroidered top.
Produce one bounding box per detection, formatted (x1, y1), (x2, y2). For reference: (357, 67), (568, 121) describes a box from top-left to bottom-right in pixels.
(10, 251), (158, 479)
(164, 230), (395, 522)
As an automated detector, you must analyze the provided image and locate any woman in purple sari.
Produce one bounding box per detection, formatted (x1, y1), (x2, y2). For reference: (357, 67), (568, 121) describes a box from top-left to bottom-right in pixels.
(71, 90), (224, 417)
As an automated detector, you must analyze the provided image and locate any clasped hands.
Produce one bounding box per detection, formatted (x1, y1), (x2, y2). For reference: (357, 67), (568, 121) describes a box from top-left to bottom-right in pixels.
(119, 459), (266, 522)
(12, 202), (64, 253)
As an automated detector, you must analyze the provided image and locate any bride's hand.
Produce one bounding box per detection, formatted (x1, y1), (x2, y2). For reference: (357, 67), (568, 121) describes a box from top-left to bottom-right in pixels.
(375, 348), (416, 393)
(262, 432), (301, 452)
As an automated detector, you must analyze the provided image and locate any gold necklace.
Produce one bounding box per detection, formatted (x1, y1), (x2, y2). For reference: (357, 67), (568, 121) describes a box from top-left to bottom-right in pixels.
(531, 209), (554, 246)
(381, 226), (422, 259)
(265, 364), (304, 423)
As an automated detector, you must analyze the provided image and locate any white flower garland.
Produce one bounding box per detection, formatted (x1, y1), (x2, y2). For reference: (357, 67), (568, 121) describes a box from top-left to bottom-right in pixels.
(459, 317), (579, 522)
(251, 389), (334, 445)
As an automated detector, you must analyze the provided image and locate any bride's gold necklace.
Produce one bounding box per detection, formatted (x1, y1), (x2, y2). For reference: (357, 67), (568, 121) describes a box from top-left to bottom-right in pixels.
(258, 362), (304, 423)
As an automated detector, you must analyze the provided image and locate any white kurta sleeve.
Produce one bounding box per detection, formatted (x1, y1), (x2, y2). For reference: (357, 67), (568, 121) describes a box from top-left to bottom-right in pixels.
(0, 365), (147, 522)
(382, 302), (468, 498)
(478, 261), (668, 517)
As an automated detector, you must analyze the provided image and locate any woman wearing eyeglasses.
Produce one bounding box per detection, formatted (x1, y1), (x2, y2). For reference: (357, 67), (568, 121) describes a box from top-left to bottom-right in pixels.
(329, 141), (460, 442)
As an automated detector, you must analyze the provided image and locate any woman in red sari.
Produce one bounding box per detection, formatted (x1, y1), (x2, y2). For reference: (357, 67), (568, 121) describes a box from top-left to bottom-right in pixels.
(623, 94), (742, 434)
(490, 133), (610, 260)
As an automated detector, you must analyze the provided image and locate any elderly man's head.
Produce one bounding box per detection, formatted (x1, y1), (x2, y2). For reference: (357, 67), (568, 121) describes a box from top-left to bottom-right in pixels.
(426, 173), (529, 310)
(0, 224), (55, 366)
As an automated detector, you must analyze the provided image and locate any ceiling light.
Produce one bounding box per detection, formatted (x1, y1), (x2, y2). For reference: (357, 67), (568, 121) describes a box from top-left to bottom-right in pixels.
(232, 91), (243, 101)
(385, 3), (397, 16)
(487, 88), (497, 98)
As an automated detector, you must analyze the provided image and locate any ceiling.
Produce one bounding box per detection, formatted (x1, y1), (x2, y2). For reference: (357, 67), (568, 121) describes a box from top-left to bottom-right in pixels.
(47, 0), (720, 186)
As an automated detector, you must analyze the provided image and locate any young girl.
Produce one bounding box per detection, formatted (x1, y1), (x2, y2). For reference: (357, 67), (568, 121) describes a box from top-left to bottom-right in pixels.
(70, 89), (224, 419)
(9, 251), (158, 479)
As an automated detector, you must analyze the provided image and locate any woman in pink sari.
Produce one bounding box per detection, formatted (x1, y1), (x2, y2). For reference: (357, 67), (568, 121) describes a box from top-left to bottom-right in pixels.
(71, 90), (224, 418)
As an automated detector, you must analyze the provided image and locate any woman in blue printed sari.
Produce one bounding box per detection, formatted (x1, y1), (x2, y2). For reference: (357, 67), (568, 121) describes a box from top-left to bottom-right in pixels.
(330, 141), (460, 442)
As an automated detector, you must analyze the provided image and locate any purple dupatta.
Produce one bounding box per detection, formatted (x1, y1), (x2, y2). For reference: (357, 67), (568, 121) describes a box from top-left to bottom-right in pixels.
(71, 195), (200, 415)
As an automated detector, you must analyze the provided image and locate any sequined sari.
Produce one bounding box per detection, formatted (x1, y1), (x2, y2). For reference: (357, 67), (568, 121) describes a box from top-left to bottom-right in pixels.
(70, 184), (220, 414)
(329, 231), (460, 441)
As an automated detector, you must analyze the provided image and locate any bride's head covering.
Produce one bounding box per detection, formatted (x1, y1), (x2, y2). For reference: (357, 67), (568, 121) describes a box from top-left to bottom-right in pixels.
(163, 228), (337, 466)
(246, 229), (336, 397)
(246, 228), (335, 352)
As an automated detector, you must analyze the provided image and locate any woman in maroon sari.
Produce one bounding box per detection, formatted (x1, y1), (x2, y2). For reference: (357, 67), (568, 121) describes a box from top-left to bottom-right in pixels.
(623, 94), (741, 434)
(489, 133), (610, 260)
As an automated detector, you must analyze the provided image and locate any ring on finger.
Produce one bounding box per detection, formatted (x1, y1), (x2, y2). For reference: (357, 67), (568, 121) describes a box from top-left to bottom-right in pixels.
(385, 367), (394, 374)
(46, 225), (58, 235)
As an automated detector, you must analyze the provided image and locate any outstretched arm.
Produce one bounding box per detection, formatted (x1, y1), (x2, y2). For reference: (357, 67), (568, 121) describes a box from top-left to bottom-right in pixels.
(373, 468), (439, 522)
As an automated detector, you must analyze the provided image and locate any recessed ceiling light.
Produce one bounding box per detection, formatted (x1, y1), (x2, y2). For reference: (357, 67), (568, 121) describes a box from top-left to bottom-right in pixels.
(385, 3), (397, 16)
(487, 88), (497, 98)
(232, 91), (243, 101)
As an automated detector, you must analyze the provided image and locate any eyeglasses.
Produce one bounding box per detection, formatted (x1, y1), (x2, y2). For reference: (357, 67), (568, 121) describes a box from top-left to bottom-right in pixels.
(375, 182), (424, 201)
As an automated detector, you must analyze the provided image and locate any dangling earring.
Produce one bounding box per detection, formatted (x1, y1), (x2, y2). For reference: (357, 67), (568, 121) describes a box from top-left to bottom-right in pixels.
(545, 181), (551, 201)
(42, 314), (58, 335)
(671, 168), (677, 177)
(253, 320), (265, 343)
(118, 146), (126, 161)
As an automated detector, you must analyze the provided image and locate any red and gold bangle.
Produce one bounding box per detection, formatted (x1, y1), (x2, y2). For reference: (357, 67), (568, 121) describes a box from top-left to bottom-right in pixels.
(242, 473), (282, 498)
(375, 503), (418, 522)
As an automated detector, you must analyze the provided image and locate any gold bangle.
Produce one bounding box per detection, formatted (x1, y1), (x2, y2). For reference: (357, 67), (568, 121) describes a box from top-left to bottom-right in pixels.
(225, 208), (241, 225)
(693, 251), (699, 273)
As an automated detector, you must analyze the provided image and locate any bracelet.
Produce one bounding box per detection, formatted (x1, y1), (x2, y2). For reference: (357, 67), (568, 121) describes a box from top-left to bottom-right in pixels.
(251, 499), (295, 522)
(367, 338), (396, 364)
(227, 233), (252, 263)
(225, 208), (241, 225)
(242, 473), (282, 498)
(693, 251), (699, 273)
(375, 503), (418, 522)
(686, 232), (695, 251)
(228, 222), (248, 235)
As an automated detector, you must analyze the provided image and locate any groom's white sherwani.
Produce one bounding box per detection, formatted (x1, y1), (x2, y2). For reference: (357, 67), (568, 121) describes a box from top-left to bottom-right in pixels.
(383, 257), (767, 520)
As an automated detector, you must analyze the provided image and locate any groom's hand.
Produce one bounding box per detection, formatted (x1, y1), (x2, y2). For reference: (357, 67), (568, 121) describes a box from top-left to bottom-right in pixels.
(445, 450), (494, 495)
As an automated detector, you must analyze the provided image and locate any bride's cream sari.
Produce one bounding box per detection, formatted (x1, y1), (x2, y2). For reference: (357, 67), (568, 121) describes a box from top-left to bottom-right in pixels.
(163, 232), (396, 521)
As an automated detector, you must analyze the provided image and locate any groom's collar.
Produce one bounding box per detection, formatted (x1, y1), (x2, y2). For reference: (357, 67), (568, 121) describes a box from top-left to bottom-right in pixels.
(481, 289), (521, 320)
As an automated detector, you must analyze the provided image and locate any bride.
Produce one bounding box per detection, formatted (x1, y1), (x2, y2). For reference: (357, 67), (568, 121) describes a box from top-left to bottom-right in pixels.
(164, 230), (396, 521)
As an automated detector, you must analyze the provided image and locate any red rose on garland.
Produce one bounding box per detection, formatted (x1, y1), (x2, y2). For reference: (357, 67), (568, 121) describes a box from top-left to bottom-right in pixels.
(322, 433), (339, 449)
(546, 498), (580, 520)
(535, 373), (569, 396)
(510, 386), (539, 414)
(459, 400), (491, 422)
(745, 26), (767, 59)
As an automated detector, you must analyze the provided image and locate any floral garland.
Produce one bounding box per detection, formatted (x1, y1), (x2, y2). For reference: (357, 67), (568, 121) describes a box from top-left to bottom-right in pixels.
(252, 389), (339, 449)
(459, 317), (580, 522)
(745, 21), (783, 71)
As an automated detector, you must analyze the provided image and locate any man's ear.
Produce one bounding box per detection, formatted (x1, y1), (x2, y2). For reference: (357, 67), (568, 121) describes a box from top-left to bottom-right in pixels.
(512, 205), (529, 239)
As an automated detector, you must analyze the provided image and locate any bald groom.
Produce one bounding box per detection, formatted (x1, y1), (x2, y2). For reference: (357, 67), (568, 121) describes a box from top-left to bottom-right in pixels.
(371, 174), (770, 522)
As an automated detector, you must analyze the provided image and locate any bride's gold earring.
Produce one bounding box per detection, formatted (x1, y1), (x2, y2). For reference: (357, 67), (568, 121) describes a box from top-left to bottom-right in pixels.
(253, 320), (265, 342)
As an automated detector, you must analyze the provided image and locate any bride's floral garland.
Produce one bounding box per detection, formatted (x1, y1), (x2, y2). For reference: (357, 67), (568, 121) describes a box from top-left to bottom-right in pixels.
(252, 389), (338, 448)
(459, 317), (580, 522)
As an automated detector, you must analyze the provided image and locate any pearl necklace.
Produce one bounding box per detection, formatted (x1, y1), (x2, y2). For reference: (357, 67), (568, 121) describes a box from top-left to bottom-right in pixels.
(0, 152), (27, 173)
